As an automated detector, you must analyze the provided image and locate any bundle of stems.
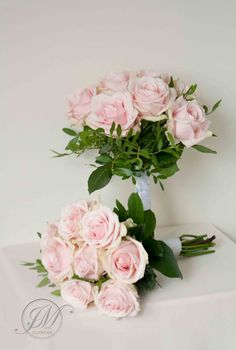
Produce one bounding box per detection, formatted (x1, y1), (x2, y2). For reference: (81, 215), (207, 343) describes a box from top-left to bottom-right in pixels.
(180, 234), (216, 257)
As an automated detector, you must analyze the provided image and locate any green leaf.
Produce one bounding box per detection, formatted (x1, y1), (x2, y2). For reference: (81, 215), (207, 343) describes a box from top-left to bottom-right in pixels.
(166, 132), (175, 146)
(99, 143), (112, 154)
(114, 200), (128, 222)
(135, 265), (157, 293)
(51, 289), (61, 296)
(35, 265), (47, 273)
(185, 84), (197, 96)
(37, 276), (50, 288)
(211, 99), (222, 113)
(132, 176), (136, 184)
(134, 158), (143, 171)
(110, 122), (116, 135)
(37, 232), (42, 239)
(36, 259), (43, 266)
(88, 164), (112, 193)
(62, 128), (77, 136)
(161, 148), (181, 159)
(117, 124), (122, 137)
(65, 137), (79, 152)
(127, 128), (133, 139)
(113, 168), (133, 177)
(203, 105), (208, 114)
(127, 224), (145, 241)
(192, 145), (217, 154)
(159, 181), (165, 191)
(143, 210), (156, 239)
(169, 76), (174, 88)
(21, 261), (35, 266)
(149, 241), (183, 278)
(139, 149), (150, 159)
(95, 154), (112, 165)
(158, 164), (179, 177)
(50, 150), (70, 158)
(128, 192), (144, 224)
(143, 238), (164, 258)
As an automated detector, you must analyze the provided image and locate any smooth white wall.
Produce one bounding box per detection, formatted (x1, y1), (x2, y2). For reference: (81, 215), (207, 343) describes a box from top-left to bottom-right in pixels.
(1, 0), (236, 246)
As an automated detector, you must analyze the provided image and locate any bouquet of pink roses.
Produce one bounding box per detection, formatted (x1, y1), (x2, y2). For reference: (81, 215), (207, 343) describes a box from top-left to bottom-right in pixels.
(54, 70), (221, 195)
(24, 193), (215, 318)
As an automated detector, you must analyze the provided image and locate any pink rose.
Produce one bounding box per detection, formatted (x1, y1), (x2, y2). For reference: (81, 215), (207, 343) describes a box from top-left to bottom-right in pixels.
(129, 74), (176, 118)
(73, 243), (104, 280)
(86, 92), (138, 136)
(81, 205), (127, 249)
(138, 70), (170, 84)
(103, 237), (148, 284)
(61, 280), (93, 309)
(67, 87), (96, 127)
(99, 71), (130, 91)
(94, 280), (140, 318)
(167, 97), (212, 147)
(42, 236), (73, 283)
(59, 201), (89, 240)
(40, 223), (58, 251)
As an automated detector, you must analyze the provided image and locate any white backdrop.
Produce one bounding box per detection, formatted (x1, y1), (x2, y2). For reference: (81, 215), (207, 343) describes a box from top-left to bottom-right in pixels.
(1, 0), (236, 246)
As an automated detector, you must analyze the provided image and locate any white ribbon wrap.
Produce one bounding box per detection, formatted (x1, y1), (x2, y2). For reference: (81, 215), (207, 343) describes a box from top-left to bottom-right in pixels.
(135, 173), (151, 210)
(164, 238), (182, 256)
(135, 174), (181, 256)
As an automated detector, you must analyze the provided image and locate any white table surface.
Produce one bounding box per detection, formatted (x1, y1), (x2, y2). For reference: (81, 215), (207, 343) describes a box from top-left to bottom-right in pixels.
(1, 223), (236, 350)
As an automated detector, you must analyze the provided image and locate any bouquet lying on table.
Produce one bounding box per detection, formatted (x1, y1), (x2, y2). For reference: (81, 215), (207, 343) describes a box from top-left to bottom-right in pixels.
(24, 193), (215, 318)
(24, 69), (221, 318)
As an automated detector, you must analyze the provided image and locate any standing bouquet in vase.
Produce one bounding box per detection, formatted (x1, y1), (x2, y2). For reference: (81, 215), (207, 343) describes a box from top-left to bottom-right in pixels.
(25, 70), (220, 318)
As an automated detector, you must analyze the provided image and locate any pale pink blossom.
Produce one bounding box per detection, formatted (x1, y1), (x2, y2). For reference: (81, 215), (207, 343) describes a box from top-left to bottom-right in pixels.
(81, 205), (127, 249)
(58, 200), (89, 240)
(61, 280), (93, 309)
(86, 92), (138, 136)
(94, 280), (140, 318)
(67, 87), (96, 127)
(167, 97), (212, 147)
(73, 243), (104, 280)
(103, 237), (148, 284)
(129, 74), (176, 118)
(99, 71), (130, 91)
(41, 236), (73, 283)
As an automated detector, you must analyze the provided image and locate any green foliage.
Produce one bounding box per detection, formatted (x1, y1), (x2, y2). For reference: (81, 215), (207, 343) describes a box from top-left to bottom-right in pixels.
(23, 258), (58, 292)
(143, 210), (156, 239)
(143, 238), (164, 257)
(51, 289), (61, 296)
(128, 193), (144, 224)
(148, 241), (183, 278)
(114, 200), (129, 221)
(135, 265), (158, 293)
(207, 99), (222, 115)
(62, 128), (78, 136)
(88, 164), (112, 193)
(192, 145), (217, 154)
(26, 259), (47, 273)
(59, 121), (186, 193)
(183, 84), (197, 98)
(37, 276), (50, 288)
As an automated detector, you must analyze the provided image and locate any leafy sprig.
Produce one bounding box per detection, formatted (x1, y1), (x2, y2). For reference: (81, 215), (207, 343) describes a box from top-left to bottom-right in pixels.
(22, 259), (59, 295)
(57, 120), (185, 193)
